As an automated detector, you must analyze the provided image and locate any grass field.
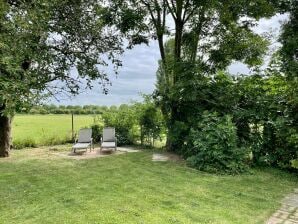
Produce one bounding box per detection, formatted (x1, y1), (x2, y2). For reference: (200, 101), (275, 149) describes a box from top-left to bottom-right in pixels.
(12, 114), (97, 148)
(0, 147), (297, 223)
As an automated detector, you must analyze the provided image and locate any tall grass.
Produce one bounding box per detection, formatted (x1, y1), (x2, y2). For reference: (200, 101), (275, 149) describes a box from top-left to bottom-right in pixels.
(12, 135), (73, 149)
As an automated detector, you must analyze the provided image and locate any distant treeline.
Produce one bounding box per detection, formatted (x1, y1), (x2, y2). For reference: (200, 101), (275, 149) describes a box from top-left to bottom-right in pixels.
(25, 104), (121, 115)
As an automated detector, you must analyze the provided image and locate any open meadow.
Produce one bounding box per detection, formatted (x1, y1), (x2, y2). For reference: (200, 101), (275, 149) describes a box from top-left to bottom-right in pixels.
(12, 114), (97, 148)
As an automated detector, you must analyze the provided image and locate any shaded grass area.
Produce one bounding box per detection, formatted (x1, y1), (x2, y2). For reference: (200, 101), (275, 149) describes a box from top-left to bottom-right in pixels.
(0, 148), (297, 224)
(12, 114), (97, 148)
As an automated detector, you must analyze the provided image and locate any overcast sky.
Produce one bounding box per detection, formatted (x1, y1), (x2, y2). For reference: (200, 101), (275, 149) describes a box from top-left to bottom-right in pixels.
(50, 13), (288, 106)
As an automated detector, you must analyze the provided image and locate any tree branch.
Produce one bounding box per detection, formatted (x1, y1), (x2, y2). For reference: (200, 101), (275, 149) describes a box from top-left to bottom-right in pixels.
(183, 2), (199, 24)
(182, 0), (190, 22)
(140, 0), (158, 28)
(164, 0), (176, 20)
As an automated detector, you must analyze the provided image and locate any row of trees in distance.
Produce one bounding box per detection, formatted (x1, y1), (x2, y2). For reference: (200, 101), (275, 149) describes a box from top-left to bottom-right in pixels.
(25, 104), (127, 115)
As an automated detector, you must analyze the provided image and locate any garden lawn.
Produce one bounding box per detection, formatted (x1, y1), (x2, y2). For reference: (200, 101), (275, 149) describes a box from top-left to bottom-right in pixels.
(12, 114), (97, 147)
(0, 148), (297, 224)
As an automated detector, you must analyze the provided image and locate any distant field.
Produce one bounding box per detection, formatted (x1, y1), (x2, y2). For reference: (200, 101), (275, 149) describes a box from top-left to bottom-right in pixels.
(12, 114), (97, 148)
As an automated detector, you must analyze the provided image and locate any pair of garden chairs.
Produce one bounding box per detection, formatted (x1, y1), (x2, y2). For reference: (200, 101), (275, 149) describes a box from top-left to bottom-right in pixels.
(72, 127), (117, 153)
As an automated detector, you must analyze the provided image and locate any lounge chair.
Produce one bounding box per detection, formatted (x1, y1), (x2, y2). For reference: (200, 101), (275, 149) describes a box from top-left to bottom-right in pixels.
(72, 128), (93, 153)
(101, 127), (117, 151)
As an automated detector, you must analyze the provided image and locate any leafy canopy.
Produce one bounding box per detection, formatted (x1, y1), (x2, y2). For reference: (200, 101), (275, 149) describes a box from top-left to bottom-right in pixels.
(0, 0), (123, 114)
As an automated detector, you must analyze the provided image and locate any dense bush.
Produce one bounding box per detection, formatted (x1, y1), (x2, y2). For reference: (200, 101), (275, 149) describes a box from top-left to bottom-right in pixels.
(170, 71), (297, 172)
(233, 73), (298, 170)
(99, 97), (165, 146)
(185, 112), (249, 174)
(90, 124), (104, 143)
(102, 108), (139, 146)
(259, 117), (298, 169)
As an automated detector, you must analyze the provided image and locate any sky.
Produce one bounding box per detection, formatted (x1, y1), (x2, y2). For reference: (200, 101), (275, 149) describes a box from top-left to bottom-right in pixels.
(50, 13), (288, 106)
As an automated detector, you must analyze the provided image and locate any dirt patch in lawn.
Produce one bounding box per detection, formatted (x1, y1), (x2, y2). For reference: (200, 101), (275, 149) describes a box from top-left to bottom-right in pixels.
(152, 152), (183, 162)
(52, 146), (140, 160)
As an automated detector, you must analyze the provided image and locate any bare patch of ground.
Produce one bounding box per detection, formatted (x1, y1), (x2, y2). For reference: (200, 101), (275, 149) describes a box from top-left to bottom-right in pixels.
(52, 146), (140, 160)
(152, 152), (182, 162)
(0, 145), (141, 162)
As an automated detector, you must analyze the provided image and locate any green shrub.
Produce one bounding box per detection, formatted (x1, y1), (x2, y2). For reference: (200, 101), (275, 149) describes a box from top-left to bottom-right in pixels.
(139, 104), (164, 146)
(102, 109), (138, 146)
(91, 124), (103, 143)
(273, 119), (298, 169)
(256, 117), (298, 169)
(185, 111), (249, 174)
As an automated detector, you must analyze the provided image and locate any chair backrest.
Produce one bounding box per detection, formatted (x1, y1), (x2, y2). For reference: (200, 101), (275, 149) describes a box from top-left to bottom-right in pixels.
(77, 128), (92, 143)
(102, 127), (115, 142)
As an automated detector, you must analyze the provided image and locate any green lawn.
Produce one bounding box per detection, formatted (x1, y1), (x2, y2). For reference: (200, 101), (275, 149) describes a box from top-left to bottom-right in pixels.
(12, 114), (97, 147)
(0, 148), (297, 223)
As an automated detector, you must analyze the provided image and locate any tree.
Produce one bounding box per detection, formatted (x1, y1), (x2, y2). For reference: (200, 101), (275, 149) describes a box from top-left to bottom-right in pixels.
(272, 0), (298, 169)
(136, 95), (164, 147)
(106, 0), (278, 151)
(278, 0), (297, 129)
(0, 0), (123, 157)
(279, 0), (297, 78)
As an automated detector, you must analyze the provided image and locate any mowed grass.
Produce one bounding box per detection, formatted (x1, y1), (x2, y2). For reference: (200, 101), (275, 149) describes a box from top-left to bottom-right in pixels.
(0, 148), (297, 224)
(12, 114), (96, 147)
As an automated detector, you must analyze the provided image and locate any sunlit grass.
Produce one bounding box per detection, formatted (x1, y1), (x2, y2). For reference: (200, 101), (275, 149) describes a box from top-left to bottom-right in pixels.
(0, 148), (297, 223)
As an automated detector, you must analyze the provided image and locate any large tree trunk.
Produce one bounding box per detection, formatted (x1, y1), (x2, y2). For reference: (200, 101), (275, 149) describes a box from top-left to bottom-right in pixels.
(0, 107), (11, 157)
(166, 1), (184, 152)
